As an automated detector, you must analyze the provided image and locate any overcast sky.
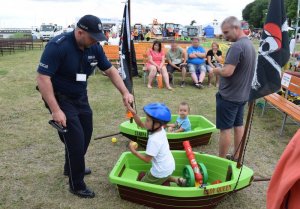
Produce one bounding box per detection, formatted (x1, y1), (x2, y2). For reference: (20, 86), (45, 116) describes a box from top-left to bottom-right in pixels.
(0, 0), (254, 28)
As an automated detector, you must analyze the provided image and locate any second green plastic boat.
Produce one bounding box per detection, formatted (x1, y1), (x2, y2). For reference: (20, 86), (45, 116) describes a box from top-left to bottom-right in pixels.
(119, 115), (217, 149)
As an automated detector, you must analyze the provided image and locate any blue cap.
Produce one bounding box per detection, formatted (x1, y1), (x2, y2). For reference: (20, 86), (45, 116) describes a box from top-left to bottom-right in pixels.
(143, 103), (171, 124)
(77, 15), (107, 41)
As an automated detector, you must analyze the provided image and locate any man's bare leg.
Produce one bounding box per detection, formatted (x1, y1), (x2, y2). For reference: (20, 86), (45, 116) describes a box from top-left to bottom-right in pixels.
(219, 128), (231, 158)
(181, 67), (186, 82)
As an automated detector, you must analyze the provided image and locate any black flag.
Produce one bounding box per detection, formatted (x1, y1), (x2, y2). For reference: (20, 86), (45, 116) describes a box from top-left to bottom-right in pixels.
(249, 0), (290, 101)
(119, 2), (138, 93)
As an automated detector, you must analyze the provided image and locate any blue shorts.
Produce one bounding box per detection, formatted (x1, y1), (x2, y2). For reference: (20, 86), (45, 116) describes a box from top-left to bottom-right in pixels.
(216, 92), (246, 130)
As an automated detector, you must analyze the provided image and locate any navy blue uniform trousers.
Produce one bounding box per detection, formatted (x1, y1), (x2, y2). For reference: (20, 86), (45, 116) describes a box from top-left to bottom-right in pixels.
(57, 94), (92, 190)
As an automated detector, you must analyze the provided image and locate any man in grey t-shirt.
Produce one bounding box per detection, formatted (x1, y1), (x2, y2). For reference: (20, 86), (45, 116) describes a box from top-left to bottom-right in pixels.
(166, 42), (187, 87)
(213, 16), (256, 160)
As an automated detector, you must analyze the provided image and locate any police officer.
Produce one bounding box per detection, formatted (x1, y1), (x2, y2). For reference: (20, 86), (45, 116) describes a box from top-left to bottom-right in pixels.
(36, 15), (134, 198)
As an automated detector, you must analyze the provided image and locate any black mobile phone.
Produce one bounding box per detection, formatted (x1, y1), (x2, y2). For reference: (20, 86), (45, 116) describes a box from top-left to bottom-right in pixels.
(48, 120), (68, 133)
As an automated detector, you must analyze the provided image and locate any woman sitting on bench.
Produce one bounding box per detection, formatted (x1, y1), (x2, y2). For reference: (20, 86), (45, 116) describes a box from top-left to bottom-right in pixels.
(146, 40), (173, 90)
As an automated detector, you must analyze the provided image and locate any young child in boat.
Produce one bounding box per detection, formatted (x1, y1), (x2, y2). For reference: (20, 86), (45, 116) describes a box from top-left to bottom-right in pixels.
(127, 103), (186, 186)
(167, 102), (191, 132)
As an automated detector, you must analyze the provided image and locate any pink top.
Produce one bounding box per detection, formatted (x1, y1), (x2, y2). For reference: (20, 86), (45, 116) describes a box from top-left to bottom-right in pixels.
(146, 49), (165, 67)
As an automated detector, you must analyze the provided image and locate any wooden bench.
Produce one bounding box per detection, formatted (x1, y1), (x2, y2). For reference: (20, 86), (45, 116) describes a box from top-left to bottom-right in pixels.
(0, 38), (44, 56)
(28, 40), (44, 50)
(138, 45), (223, 86)
(102, 44), (150, 70)
(0, 40), (15, 56)
(261, 72), (300, 135)
(103, 43), (206, 64)
(102, 45), (119, 65)
(102, 43), (224, 86)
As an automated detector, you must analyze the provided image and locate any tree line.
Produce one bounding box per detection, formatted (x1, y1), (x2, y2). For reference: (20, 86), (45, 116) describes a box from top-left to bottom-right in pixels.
(242, 0), (297, 28)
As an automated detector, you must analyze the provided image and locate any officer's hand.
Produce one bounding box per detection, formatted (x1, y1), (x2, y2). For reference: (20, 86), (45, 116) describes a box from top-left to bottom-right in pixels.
(123, 93), (134, 107)
(52, 109), (67, 127)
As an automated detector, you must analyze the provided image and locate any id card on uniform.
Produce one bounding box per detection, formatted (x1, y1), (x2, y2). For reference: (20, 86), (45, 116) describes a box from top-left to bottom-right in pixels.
(76, 73), (87, 82)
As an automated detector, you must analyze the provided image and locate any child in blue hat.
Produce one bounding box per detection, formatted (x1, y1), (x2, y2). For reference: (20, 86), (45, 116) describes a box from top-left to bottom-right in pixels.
(127, 103), (186, 186)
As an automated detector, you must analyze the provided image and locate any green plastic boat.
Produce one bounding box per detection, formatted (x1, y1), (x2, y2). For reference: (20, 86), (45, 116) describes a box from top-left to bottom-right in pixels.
(109, 151), (254, 209)
(119, 115), (217, 149)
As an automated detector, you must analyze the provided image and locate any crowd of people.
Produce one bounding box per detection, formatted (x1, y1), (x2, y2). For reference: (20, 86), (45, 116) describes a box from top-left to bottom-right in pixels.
(133, 26), (150, 41)
(145, 38), (223, 89)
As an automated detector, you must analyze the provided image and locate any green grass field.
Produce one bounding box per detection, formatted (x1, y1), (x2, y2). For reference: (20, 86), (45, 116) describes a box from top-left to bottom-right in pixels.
(0, 42), (298, 209)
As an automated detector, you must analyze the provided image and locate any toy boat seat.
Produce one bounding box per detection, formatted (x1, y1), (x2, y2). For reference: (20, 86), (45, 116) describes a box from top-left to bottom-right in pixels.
(193, 127), (203, 131)
(121, 168), (139, 180)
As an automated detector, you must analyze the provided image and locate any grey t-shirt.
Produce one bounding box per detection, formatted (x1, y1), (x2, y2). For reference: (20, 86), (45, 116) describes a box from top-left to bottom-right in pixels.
(167, 47), (183, 65)
(219, 37), (256, 102)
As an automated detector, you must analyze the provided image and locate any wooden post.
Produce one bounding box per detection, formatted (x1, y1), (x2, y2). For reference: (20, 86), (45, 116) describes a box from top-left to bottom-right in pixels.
(237, 101), (255, 168)
(253, 177), (271, 182)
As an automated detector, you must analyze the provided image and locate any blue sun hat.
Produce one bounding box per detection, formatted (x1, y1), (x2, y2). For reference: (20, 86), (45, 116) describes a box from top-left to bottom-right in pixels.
(143, 103), (171, 124)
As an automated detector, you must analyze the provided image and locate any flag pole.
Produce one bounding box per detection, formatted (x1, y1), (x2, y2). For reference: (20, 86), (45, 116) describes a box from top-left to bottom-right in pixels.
(127, 0), (134, 123)
(127, 0), (133, 82)
(236, 101), (255, 168)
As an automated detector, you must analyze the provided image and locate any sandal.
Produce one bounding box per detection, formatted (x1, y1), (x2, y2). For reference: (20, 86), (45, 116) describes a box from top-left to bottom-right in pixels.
(177, 177), (186, 187)
(226, 153), (238, 162)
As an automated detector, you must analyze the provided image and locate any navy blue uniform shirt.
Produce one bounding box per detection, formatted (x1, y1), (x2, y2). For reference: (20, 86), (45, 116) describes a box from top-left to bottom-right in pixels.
(37, 31), (112, 97)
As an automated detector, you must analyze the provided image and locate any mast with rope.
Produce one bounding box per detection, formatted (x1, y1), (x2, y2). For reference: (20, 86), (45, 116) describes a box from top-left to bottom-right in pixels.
(127, 0), (134, 123)
(236, 102), (255, 168)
